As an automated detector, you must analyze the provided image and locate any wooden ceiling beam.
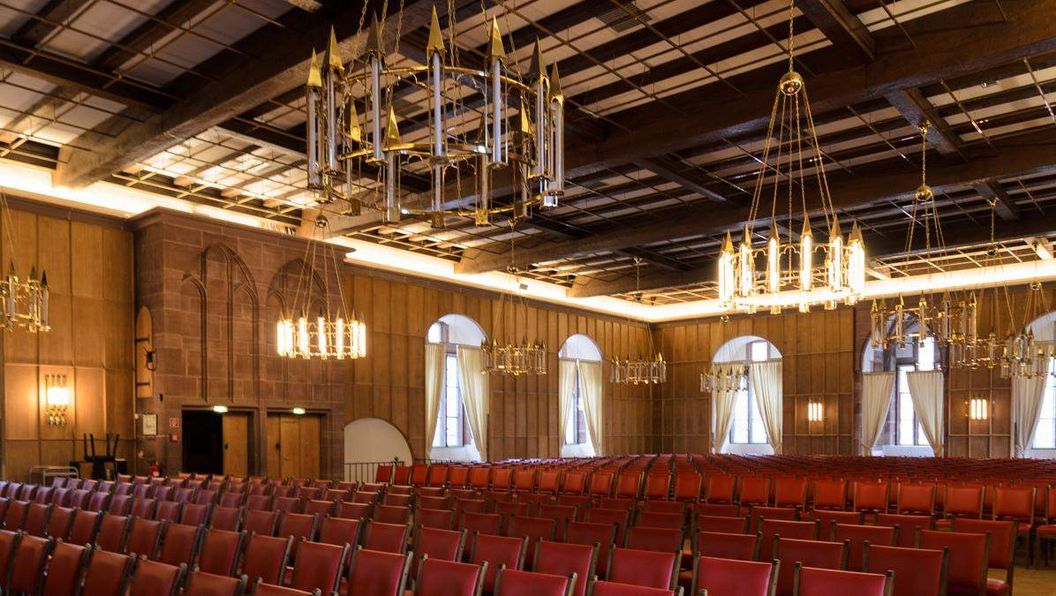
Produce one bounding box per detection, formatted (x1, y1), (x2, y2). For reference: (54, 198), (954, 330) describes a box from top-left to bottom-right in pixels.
(92, 0), (221, 75)
(795, 0), (875, 64)
(14, 0), (95, 46)
(457, 126), (1056, 273)
(636, 157), (728, 203)
(884, 87), (964, 156)
(972, 179), (1020, 221)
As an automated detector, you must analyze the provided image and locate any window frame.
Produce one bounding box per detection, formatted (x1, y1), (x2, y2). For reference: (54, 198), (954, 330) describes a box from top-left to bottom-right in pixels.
(1032, 358), (1056, 449)
(563, 365), (588, 446)
(728, 340), (771, 446)
(874, 318), (936, 449)
(429, 321), (473, 449)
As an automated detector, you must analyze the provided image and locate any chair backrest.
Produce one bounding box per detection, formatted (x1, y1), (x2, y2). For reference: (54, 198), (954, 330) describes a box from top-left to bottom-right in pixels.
(82, 549), (133, 596)
(750, 506), (797, 533)
(793, 564), (892, 596)
(863, 543), (948, 596)
(634, 511), (683, 530)
(672, 473), (702, 502)
(470, 532), (527, 594)
(374, 504), (411, 525)
(68, 509), (102, 546)
(336, 501), (372, 520)
(694, 530), (758, 561)
(607, 547), (677, 590)
(873, 513), (933, 548)
(567, 521), (617, 574)
(759, 518), (817, 560)
(615, 470), (643, 499)
(288, 540), (347, 594)
(24, 502), (51, 536)
(131, 498), (157, 519)
(813, 510), (864, 528)
(773, 536), (848, 596)
(813, 479), (847, 510)
(155, 500), (183, 522)
(87, 491), (111, 513)
(42, 541), (90, 596)
(198, 528), (245, 576)
(159, 522), (204, 567)
(126, 517), (164, 558)
(181, 503), (212, 526)
(583, 508), (629, 545)
(242, 534), (293, 585)
(739, 477), (771, 506)
(461, 511), (502, 536)
(918, 529), (989, 596)
(693, 555), (775, 596)
(3, 500), (29, 530)
(774, 478), (808, 509)
(10, 534), (54, 593)
(944, 486), (984, 518)
(897, 483), (936, 515)
(363, 521), (409, 553)
(992, 486), (1034, 524)
(0, 529), (19, 588)
(129, 559), (185, 596)
(951, 518), (1016, 570)
(244, 509), (280, 536)
(495, 568), (572, 596)
(46, 505), (75, 540)
(831, 523), (897, 571)
(624, 526), (682, 553)
(184, 571), (248, 596)
(416, 507), (454, 530)
(278, 512), (319, 553)
(535, 540), (595, 596)
(108, 494), (133, 516)
(210, 506), (242, 532)
(415, 557), (485, 596)
(588, 581), (676, 596)
(96, 513), (131, 552)
(346, 547), (411, 596)
(853, 482), (889, 513)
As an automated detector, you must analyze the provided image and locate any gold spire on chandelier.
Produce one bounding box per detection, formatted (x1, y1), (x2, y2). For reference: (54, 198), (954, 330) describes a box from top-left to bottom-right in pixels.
(716, 0), (864, 315)
(0, 188), (49, 333)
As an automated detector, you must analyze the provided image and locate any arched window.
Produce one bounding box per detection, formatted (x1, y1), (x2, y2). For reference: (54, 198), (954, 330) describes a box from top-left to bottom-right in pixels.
(1026, 311), (1056, 453)
(862, 315), (939, 454)
(559, 335), (602, 457)
(712, 336), (782, 455)
(426, 314), (486, 461)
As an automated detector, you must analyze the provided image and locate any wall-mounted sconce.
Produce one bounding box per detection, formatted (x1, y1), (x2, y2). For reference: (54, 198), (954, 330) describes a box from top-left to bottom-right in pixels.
(212, 405), (229, 414)
(968, 397), (990, 420)
(807, 400), (824, 422)
(45, 374), (70, 426)
(291, 407), (306, 416)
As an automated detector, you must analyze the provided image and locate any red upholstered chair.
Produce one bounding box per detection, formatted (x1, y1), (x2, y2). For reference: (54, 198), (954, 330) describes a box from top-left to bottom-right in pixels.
(288, 540), (347, 594)
(853, 481), (890, 517)
(494, 568), (572, 596)
(567, 521), (617, 575)
(67, 489), (91, 510)
(739, 477), (771, 509)
(672, 473), (703, 502)
(383, 494), (413, 508)
(494, 502), (531, 521)
(335, 501), (372, 520)
(772, 536), (848, 596)
(919, 529), (990, 596)
(874, 513), (934, 548)
(644, 472), (672, 500)
(758, 519), (817, 562)
(244, 509), (280, 536)
(897, 483), (937, 515)
(863, 543), (948, 596)
(129, 559), (185, 596)
(415, 558), (486, 596)
(181, 503), (212, 526)
(588, 471), (616, 498)
(461, 512), (503, 537)
(241, 534), (293, 585)
(95, 513), (131, 552)
(813, 479), (848, 511)
(493, 469), (515, 492)
(831, 523), (897, 571)
(694, 514), (748, 535)
(943, 486), (984, 522)
(624, 526), (682, 554)
(86, 491), (111, 513)
(418, 495), (454, 511)
(33, 487), (53, 505)
(691, 555), (775, 596)
(219, 492), (244, 508)
(374, 505), (411, 525)
(606, 547), (678, 590)
(195, 489), (218, 506)
(155, 500), (183, 523)
(535, 541), (596, 596)
(246, 494), (273, 511)
(635, 511), (683, 531)
(749, 506), (797, 533)
(363, 521), (409, 554)
(640, 501), (685, 516)
(303, 499), (334, 518)
(125, 517), (164, 558)
(597, 498), (635, 512)
(23, 502), (50, 536)
(584, 509), (629, 546)
(951, 518), (1016, 595)
(277, 512), (320, 556)
(41, 541), (90, 596)
(411, 527), (465, 578)
(694, 531), (759, 561)
(318, 516), (362, 554)
(68, 510), (103, 546)
(2, 500), (28, 530)
(197, 528), (245, 576)
(50, 488), (71, 508)
(345, 547), (411, 596)
(45, 505), (75, 540)
(470, 533), (527, 594)
(184, 571), (248, 596)
(812, 510), (863, 528)
(9, 534), (54, 594)
(249, 582), (314, 595)
(159, 522), (204, 567)
(706, 476), (736, 504)
(210, 506), (242, 532)
(131, 498), (158, 520)
(792, 564), (892, 596)
(991, 486), (1034, 547)
(273, 496), (302, 514)
(558, 495), (592, 510)
(774, 478), (808, 510)
(506, 515), (556, 566)
(694, 503), (739, 517)
(0, 529), (19, 590)
(82, 549), (134, 596)
(587, 581), (676, 596)
(107, 494), (133, 516)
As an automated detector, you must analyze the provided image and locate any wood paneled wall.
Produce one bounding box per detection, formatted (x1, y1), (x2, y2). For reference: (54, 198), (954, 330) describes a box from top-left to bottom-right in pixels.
(1, 202), (135, 481)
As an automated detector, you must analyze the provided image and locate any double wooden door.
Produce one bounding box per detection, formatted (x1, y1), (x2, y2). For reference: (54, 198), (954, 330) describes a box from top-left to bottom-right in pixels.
(266, 414), (321, 479)
(222, 412), (251, 477)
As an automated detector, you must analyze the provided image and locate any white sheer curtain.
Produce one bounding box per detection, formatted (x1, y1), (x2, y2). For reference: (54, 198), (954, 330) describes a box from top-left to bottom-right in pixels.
(558, 359), (578, 448)
(861, 372), (895, 455)
(456, 346), (490, 461)
(907, 370), (945, 457)
(1013, 370), (1048, 457)
(424, 343), (446, 449)
(712, 389), (737, 453)
(577, 360), (604, 456)
(750, 361), (783, 455)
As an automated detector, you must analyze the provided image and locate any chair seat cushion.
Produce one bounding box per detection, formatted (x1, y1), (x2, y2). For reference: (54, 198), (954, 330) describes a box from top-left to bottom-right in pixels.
(1036, 524), (1056, 537)
(986, 578), (1009, 596)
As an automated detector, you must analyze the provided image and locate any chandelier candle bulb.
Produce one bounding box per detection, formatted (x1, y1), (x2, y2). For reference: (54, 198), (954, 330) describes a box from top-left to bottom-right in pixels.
(827, 222), (844, 293)
(767, 224), (781, 294)
(807, 401), (823, 422)
(738, 226), (753, 297)
(800, 224), (814, 292)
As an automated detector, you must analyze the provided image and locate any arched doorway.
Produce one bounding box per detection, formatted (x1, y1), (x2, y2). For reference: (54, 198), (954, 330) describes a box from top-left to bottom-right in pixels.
(343, 417), (413, 482)
(712, 336), (782, 455)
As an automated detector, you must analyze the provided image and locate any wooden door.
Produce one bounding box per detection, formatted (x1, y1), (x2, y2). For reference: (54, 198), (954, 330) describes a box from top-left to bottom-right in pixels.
(266, 414), (281, 479)
(279, 415), (300, 478)
(267, 414), (322, 479)
(298, 415), (321, 479)
(222, 412), (250, 477)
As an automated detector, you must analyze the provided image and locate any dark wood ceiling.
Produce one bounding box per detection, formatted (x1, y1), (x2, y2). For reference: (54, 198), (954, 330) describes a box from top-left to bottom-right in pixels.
(1, 0), (1055, 303)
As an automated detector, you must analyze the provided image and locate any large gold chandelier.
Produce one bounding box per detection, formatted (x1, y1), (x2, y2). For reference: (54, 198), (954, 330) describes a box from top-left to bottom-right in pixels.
(611, 259), (666, 385)
(482, 225), (547, 376)
(305, 7), (565, 227)
(993, 282), (1055, 379)
(717, 1), (864, 315)
(0, 189), (49, 333)
(276, 216), (366, 360)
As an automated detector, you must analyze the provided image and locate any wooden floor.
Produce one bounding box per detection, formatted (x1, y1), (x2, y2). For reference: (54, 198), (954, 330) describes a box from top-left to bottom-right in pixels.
(1002, 567), (1056, 594)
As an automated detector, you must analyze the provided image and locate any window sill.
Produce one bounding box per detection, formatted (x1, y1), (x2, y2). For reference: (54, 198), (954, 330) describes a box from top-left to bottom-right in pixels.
(560, 443), (596, 458)
(724, 443), (774, 455)
(428, 445), (481, 462)
(874, 444), (932, 457)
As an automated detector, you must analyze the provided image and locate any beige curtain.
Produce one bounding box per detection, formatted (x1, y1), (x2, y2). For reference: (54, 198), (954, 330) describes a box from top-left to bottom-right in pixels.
(750, 361), (783, 454)
(1013, 370), (1049, 457)
(456, 346), (490, 461)
(559, 359), (579, 448)
(424, 343), (446, 449)
(712, 389), (737, 454)
(861, 372), (895, 454)
(907, 370), (945, 457)
(577, 360), (604, 456)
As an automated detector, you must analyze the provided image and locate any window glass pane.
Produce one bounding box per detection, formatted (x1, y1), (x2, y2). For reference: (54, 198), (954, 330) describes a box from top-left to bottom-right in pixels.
(566, 373), (578, 445)
(916, 422), (929, 447)
(897, 366), (915, 446)
(750, 341), (769, 362)
(731, 390), (749, 444)
(1034, 366), (1056, 449)
(918, 337), (935, 371)
(749, 389), (767, 444)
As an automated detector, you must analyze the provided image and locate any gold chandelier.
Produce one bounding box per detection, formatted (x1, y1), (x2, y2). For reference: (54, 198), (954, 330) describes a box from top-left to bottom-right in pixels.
(700, 363), (749, 394)
(611, 259), (666, 385)
(482, 224), (547, 376)
(276, 216), (366, 360)
(0, 189), (49, 333)
(994, 282), (1055, 379)
(717, 1), (864, 315)
(305, 7), (565, 228)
